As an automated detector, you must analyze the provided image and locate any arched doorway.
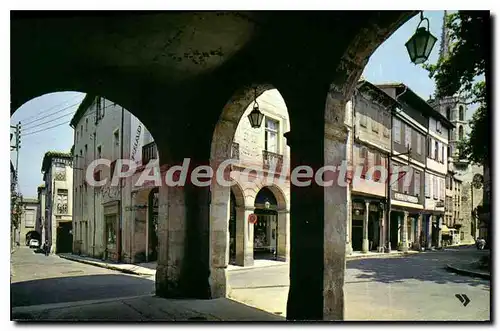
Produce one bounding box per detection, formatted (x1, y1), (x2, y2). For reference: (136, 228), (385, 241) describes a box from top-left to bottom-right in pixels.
(252, 185), (289, 262)
(25, 230), (41, 246)
(253, 187), (279, 260)
(147, 187), (159, 261)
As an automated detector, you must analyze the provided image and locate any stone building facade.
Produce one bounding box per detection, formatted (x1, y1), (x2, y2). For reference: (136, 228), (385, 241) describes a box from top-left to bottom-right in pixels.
(345, 81), (395, 254)
(70, 95), (157, 262)
(41, 152), (73, 253)
(228, 89), (291, 266)
(17, 197), (39, 246)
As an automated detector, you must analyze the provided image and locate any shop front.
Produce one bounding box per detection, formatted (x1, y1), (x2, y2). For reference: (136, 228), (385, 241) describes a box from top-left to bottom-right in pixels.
(351, 197), (384, 252)
(390, 192), (425, 251)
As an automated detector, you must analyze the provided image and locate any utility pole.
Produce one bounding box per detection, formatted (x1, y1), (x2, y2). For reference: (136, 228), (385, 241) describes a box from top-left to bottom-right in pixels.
(11, 122), (21, 185)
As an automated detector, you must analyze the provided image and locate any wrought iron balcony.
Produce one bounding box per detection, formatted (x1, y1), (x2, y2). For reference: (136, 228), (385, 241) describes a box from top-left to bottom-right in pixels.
(263, 150), (283, 172)
(142, 142), (158, 165)
(231, 142), (239, 160)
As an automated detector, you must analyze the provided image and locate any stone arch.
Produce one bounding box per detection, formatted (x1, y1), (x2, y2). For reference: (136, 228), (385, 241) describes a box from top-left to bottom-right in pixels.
(446, 107), (451, 119)
(459, 105), (465, 121)
(209, 83), (291, 298)
(26, 230), (41, 245)
(459, 125), (464, 140)
(230, 180), (245, 208)
(253, 183), (288, 211)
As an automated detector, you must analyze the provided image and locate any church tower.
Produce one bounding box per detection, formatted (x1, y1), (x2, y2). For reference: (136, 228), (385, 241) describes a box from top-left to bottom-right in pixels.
(428, 10), (483, 244)
(430, 10), (468, 165)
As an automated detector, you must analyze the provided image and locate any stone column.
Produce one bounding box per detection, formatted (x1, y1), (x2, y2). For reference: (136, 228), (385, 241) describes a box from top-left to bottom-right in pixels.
(378, 208), (385, 252)
(401, 211), (408, 252)
(235, 207), (254, 266)
(346, 194), (353, 255)
(362, 201), (370, 253)
(155, 182), (211, 299)
(415, 214), (422, 251)
(426, 215), (433, 249)
(437, 216), (443, 249)
(277, 209), (290, 262)
(285, 85), (347, 321)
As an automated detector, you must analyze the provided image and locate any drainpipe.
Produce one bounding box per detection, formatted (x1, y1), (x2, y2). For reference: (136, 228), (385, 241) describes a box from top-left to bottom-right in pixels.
(92, 130), (97, 258)
(119, 106), (124, 261)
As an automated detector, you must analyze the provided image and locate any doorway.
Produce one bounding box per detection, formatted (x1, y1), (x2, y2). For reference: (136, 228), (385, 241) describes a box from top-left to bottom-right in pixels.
(253, 209), (278, 259)
(56, 221), (73, 253)
(253, 187), (279, 260)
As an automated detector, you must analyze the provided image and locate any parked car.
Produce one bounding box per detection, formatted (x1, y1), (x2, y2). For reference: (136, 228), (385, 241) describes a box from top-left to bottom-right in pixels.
(29, 239), (39, 249)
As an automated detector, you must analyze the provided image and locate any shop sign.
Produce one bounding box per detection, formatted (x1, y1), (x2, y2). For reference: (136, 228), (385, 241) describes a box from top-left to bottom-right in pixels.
(394, 192), (419, 204)
(353, 202), (364, 210)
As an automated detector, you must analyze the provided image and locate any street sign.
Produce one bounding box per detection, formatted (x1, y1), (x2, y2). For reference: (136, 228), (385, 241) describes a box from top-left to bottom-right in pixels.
(248, 213), (257, 224)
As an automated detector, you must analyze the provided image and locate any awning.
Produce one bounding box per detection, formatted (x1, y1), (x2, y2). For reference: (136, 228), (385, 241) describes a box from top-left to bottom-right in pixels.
(441, 225), (450, 234)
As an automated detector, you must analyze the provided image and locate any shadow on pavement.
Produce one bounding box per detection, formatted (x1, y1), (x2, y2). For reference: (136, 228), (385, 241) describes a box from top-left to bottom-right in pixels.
(347, 247), (490, 288)
(11, 274), (155, 308)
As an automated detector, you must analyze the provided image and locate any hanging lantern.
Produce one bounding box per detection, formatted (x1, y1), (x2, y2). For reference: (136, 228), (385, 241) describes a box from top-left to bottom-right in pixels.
(247, 87), (264, 128)
(265, 201), (271, 209)
(405, 12), (438, 65)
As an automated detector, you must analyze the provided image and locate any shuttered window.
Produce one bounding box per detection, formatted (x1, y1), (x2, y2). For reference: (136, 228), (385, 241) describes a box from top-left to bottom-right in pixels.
(425, 173), (430, 197)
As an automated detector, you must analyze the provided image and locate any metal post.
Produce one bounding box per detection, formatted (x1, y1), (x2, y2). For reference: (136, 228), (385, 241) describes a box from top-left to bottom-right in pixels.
(15, 123), (20, 181)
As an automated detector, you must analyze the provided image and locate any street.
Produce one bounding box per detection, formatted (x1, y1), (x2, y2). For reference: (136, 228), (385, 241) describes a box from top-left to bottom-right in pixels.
(11, 246), (490, 321)
(11, 247), (155, 308)
(228, 246), (490, 321)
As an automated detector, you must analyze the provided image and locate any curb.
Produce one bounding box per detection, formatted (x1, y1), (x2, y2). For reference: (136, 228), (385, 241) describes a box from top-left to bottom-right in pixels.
(58, 254), (154, 276)
(228, 251), (419, 272)
(445, 264), (490, 280)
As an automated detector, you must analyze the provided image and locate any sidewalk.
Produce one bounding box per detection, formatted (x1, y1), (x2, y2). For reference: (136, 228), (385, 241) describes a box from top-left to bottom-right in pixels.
(11, 294), (284, 321)
(58, 254), (156, 276)
(61, 245), (471, 275)
(445, 249), (491, 280)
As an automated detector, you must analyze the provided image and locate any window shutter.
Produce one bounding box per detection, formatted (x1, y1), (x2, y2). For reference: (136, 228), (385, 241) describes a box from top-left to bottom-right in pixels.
(430, 139), (434, 159)
(425, 173), (430, 197)
(373, 153), (381, 181)
(414, 172), (420, 196)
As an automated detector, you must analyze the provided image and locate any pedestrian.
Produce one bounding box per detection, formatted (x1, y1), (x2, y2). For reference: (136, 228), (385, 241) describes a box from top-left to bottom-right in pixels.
(44, 240), (50, 256)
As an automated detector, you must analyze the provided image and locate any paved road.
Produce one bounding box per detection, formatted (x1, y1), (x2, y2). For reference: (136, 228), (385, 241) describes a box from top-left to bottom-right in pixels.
(11, 247), (155, 308)
(228, 246), (491, 321)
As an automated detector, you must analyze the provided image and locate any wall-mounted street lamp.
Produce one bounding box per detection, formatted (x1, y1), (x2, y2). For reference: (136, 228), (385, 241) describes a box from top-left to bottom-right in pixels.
(405, 11), (438, 65)
(247, 87), (264, 129)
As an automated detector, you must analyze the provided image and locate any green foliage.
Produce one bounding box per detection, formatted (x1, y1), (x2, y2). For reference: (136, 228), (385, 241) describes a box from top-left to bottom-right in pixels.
(11, 191), (23, 228)
(424, 11), (489, 165)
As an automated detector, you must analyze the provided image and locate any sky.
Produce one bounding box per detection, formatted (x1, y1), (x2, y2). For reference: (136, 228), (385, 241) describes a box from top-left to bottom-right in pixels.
(10, 10), (475, 198)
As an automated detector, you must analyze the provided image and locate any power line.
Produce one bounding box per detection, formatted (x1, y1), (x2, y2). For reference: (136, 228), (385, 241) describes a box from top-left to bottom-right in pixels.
(22, 121), (71, 137)
(23, 111), (76, 132)
(21, 101), (81, 127)
(16, 94), (83, 123)
(22, 102), (120, 137)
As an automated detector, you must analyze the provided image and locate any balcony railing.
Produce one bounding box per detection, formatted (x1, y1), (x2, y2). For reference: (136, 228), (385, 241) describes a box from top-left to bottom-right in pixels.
(231, 142), (239, 160)
(263, 150), (283, 172)
(142, 142), (158, 165)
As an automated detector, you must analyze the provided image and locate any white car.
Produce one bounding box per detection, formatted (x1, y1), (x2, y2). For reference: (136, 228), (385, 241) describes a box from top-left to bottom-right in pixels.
(29, 239), (39, 249)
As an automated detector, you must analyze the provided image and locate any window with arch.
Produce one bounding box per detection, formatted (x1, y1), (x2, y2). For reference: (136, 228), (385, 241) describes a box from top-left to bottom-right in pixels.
(459, 105), (464, 121)
(446, 107), (451, 119)
(458, 125), (464, 140)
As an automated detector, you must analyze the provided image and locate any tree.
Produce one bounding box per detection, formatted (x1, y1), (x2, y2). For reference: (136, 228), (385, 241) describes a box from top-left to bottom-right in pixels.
(425, 11), (489, 165)
(11, 191), (23, 229)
